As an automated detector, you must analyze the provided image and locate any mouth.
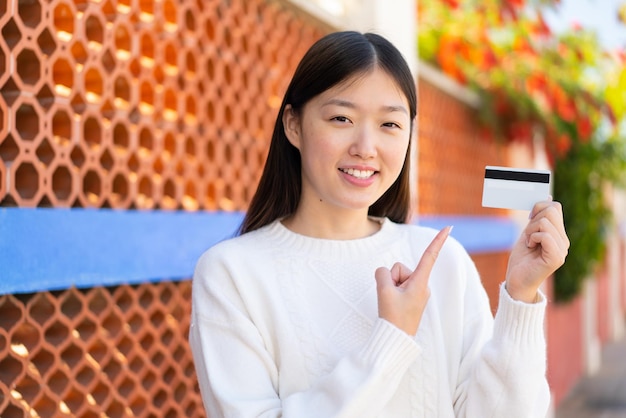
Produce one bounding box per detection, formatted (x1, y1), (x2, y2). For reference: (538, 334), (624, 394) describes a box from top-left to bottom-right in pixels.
(339, 168), (376, 179)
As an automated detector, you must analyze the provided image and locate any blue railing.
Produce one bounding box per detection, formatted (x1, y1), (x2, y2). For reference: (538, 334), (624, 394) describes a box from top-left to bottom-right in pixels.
(0, 208), (519, 295)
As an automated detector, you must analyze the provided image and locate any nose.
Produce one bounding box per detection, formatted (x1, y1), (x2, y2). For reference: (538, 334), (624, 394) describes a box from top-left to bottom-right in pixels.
(349, 124), (377, 159)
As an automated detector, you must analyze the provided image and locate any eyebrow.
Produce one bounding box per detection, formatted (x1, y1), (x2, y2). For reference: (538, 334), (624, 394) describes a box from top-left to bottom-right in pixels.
(322, 99), (408, 115)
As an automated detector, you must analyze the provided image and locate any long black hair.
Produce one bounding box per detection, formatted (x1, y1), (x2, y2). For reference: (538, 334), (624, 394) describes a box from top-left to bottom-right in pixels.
(239, 31), (417, 234)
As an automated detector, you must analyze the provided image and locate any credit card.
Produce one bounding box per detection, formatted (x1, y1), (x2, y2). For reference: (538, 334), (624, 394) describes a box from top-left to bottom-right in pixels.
(482, 166), (551, 211)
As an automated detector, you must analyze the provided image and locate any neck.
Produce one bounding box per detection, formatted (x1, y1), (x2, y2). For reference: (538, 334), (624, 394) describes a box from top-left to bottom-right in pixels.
(281, 208), (381, 240)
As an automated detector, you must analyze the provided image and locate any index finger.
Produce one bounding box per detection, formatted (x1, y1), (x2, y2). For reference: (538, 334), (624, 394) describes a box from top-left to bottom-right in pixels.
(528, 200), (568, 244)
(410, 226), (453, 284)
(529, 197), (558, 219)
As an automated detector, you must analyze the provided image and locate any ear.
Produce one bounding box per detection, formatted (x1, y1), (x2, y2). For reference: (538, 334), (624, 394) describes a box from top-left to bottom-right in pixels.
(282, 104), (301, 150)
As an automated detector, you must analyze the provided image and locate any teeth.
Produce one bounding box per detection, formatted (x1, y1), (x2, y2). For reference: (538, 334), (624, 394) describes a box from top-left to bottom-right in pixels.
(340, 168), (375, 179)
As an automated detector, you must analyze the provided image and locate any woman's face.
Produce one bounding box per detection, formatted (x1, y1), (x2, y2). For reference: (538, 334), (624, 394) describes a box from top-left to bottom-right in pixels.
(283, 67), (412, 219)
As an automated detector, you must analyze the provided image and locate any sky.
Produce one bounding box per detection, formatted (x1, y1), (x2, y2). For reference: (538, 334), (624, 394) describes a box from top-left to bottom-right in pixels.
(542, 0), (626, 51)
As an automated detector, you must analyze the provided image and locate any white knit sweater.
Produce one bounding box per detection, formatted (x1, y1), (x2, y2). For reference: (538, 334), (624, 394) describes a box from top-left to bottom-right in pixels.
(190, 218), (550, 417)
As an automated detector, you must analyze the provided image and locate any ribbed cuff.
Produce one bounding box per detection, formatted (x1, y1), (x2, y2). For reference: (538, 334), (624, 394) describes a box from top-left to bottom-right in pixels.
(359, 319), (421, 377)
(493, 282), (547, 347)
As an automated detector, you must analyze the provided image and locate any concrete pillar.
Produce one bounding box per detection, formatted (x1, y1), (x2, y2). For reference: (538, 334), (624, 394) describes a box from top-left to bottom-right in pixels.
(612, 187), (626, 339)
(583, 277), (601, 374)
(343, 0), (417, 74)
(285, 0), (417, 72)
(608, 221), (624, 340)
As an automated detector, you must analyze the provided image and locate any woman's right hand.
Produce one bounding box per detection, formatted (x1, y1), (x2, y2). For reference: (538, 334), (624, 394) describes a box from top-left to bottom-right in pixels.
(374, 226), (452, 336)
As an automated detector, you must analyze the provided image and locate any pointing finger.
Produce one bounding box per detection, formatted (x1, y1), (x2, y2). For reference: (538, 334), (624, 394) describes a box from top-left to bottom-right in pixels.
(409, 226), (452, 288)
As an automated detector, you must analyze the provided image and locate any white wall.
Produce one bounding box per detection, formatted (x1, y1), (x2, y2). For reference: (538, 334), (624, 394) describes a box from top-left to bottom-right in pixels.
(286, 0), (417, 72)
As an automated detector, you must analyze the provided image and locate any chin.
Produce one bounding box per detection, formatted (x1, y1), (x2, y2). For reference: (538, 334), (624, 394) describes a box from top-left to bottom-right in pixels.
(339, 199), (381, 212)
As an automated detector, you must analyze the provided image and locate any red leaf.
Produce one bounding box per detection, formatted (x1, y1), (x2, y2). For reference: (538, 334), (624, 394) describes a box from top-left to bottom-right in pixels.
(534, 13), (552, 37)
(557, 100), (577, 122)
(556, 133), (572, 156)
(551, 84), (577, 122)
(525, 73), (548, 92)
(576, 117), (592, 142)
(442, 0), (460, 8)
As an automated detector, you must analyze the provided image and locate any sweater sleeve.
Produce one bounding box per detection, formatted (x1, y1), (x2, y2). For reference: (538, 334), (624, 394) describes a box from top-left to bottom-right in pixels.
(189, 248), (422, 418)
(454, 279), (550, 418)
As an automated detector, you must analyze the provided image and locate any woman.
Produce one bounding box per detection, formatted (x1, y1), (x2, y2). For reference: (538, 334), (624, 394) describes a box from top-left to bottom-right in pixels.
(190, 31), (569, 417)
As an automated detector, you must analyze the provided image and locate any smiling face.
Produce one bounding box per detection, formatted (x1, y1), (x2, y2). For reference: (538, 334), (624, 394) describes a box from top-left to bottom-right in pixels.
(283, 66), (412, 225)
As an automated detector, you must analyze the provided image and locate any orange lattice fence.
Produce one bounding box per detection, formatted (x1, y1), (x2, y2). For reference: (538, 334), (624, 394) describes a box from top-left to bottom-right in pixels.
(0, 0), (326, 210)
(0, 282), (202, 418)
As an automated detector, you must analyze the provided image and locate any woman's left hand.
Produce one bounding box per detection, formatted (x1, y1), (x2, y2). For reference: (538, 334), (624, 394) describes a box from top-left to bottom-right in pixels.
(505, 199), (570, 303)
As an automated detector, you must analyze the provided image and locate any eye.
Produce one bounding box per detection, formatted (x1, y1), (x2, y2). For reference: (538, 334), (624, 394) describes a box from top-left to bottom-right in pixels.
(331, 116), (351, 123)
(382, 122), (401, 129)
